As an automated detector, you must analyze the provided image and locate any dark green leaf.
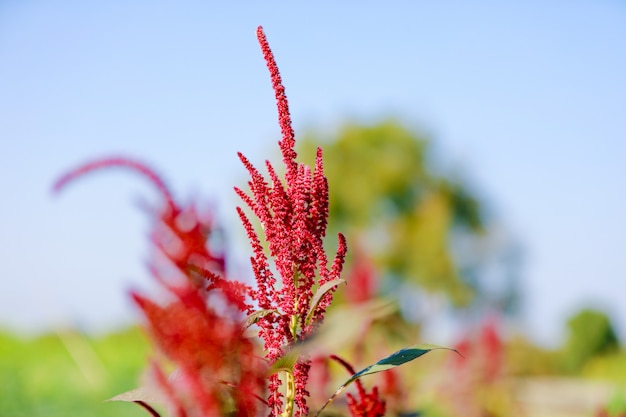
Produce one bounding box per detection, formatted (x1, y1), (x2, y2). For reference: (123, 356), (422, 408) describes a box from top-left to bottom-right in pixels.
(347, 344), (457, 383)
(314, 344), (459, 417)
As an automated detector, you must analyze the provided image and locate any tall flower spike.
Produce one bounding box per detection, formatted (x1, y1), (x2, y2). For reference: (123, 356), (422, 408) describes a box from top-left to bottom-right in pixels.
(234, 26), (348, 417)
(256, 26), (297, 184)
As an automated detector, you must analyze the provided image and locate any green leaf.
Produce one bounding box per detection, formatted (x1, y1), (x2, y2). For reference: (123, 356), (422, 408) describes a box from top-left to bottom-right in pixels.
(242, 309), (276, 329)
(314, 344), (459, 417)
(347, 344), (457, 382)
(296, 299), (397, 356)
(305, 279), (346, 326)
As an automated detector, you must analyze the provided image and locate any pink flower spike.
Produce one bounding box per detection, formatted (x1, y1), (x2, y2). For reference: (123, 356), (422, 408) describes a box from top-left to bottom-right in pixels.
(311, 148), (329, 236)
(329, 233), (348, 282)
(256, 26), (298, 184)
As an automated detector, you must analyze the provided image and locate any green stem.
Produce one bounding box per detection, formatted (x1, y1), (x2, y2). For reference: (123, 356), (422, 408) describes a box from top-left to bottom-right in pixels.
(283, 268), (300, 417)
(281, 370), (295, 417)
(289, 313), (298, 338)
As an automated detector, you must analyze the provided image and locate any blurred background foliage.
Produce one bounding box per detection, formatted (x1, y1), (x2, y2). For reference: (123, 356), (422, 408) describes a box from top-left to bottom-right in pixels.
(562, 309), (620, 375)
(0, 326), (150, 417)
(299, 121), (520, 314)
(299, 121), (481, 306)
(2, 121), (624, 417)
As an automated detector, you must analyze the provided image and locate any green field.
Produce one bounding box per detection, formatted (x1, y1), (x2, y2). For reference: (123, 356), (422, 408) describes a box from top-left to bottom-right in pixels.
(2, 323), (626, 417)
(0, 326), (151, 417)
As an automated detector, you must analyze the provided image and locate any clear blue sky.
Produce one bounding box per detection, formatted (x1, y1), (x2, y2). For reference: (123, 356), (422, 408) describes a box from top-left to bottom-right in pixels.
(1, 1), (625, 346)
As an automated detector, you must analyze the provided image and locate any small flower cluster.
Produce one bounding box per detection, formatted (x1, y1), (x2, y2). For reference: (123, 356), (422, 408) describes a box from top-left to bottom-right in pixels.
(437, 319), (508, 417)
(330, 355), (386, 417)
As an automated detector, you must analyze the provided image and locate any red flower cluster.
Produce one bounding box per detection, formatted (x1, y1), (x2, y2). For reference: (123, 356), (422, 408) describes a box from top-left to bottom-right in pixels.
(330, 355), (386, 417)
(54, 159), (264, 417)
(452, 319), (503, 382)
(234, 26), (348, 417)
(344, 245), (378, 305)
(438, 318), (507, 417)
(132, 287), (263, 417)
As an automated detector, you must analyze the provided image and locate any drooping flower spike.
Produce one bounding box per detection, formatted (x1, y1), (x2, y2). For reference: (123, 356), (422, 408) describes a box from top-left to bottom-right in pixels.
(54, 157), (264, 416)
(53, 157), (177, 210)
(52, 157), (243, 302)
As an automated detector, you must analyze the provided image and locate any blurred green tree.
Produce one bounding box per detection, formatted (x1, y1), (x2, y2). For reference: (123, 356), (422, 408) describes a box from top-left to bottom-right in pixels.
(298, 120), (511, 308)
(562, 308), (620, 373)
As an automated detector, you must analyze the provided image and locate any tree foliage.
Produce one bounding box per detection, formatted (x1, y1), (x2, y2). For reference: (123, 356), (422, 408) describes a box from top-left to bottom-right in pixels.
(562, 308), (620, 373)
(298, 121), (484, 306)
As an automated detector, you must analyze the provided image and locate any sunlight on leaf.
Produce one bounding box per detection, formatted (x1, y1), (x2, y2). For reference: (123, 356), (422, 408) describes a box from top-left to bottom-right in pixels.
(242, 309), (277, 329)
(305, 279), (346, 326)
(107, 386), (165, 403)
(107, 386), (165, 417)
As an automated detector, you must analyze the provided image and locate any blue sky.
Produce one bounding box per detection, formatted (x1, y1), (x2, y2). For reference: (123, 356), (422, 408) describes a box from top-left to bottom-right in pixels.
(1, 1), (625, 346)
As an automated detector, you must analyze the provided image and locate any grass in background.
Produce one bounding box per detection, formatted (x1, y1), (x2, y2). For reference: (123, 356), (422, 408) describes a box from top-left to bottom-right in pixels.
(0, 326), (150, 417)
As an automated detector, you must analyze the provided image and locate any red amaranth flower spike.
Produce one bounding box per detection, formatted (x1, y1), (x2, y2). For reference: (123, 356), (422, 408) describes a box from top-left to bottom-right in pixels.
(150, 361), (188, 417)
(256, 26), (297, 184)
(232, 26), (348, 417)
(53, 156), (243, 303)
(133, 284), (266, 417)
(53, 157), (176, 210)
(54, 156), (263, 415)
